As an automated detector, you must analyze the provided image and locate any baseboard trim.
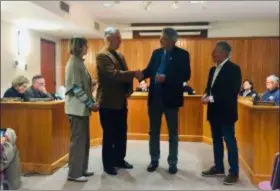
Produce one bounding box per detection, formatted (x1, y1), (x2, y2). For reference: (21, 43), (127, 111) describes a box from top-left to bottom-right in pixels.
(127, 133), (202, 142)
(202, 136), (270, 186)
(90, 138), (102, 146)
(21, 154), (69, 175)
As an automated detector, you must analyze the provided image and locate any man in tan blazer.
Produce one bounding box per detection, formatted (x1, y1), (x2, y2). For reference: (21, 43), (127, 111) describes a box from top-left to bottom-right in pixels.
(96, 27), (142, 175)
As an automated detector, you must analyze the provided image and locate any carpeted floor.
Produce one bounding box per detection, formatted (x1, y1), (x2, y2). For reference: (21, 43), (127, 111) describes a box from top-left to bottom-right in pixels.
(20, 141), (257, 190)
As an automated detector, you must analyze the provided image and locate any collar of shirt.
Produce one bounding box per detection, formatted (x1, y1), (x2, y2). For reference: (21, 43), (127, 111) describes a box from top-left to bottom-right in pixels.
(244, 89), (251, 95)
(268, 88), (279, 93)
(215, 58), (229, 68)
(72, 55), (85, 62)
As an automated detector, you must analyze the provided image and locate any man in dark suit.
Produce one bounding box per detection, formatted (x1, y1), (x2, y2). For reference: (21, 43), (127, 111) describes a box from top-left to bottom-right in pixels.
(201, 41), (242, 185)
(96, 27), (141, 175)
(137, 28), (191, 174)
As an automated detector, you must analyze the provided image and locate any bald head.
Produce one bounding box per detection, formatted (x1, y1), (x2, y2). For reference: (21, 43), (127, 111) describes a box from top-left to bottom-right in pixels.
(104, 27), (121, 50)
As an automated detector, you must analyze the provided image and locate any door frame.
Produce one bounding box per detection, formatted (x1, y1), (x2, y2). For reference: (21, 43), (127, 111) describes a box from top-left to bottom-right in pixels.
(40, 38), (56, 92)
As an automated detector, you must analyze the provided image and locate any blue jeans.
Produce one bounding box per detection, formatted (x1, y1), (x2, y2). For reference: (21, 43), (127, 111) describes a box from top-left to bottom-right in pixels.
(210, 121), (239, 175)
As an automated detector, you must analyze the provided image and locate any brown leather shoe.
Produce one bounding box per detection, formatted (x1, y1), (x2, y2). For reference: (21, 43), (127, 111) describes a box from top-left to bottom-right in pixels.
(201, 166), (225, 177)
(223, 174), (239, 185)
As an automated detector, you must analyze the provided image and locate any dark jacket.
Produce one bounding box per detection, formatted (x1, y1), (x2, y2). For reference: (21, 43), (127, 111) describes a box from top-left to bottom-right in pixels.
(142, 46), (191, 108)
(205, 60), (242, 125)
(23, 86), (53, 101)
(239, 90), (258, 97)
(3, 87), (24, 99)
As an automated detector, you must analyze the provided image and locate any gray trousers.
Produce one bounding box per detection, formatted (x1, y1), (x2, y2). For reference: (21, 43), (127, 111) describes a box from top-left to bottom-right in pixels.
(148, 102), (179, 166)
(3, 148), (21, 190)
(67, 115), (90, 178)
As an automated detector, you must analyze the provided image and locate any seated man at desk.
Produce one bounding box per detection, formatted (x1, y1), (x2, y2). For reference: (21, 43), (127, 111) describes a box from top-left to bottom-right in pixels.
(183, 81), (195, 95)
(261, 75), (279, 105)
(24, 75), (54, 101)
(135, 80), (149, 92)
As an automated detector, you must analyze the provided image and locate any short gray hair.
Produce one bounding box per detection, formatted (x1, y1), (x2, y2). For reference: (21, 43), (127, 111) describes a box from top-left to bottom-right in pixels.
(162, 27), (178, 42)
(216, 41), (232, 57)
(267, 75), (279, 84)
(11, 75), (29, 87)
(104, 27), (119, 38)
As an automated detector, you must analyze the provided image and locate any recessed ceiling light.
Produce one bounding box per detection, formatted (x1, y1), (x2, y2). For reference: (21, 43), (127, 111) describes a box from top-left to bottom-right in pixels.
(143, 1), (152, 11)
(190, 1), (204, 3)
(103, 1), (114, 7)
(171, 1), (179, 9)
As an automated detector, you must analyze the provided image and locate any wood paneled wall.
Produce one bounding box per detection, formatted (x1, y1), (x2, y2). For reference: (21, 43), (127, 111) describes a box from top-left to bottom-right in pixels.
(61, 37), (279, 94)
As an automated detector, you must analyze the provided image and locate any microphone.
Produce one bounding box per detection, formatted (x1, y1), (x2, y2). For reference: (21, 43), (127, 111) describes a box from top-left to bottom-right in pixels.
(52, 93), (63, 100)
(252, 93), (260, 102)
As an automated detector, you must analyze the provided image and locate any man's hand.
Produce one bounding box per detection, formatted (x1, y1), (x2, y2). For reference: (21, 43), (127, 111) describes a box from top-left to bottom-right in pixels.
(91, 103), (100, 112)
(135, 70), (144, 81)
(1, 136), (7, 144)
(39, 86), (47, 94)
(201, 94), (210, 105)
(155, 74), (166, 83)
(125, 89), (133, 98)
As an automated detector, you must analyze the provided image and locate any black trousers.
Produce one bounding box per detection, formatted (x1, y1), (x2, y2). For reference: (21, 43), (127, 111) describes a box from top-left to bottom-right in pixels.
(99, 107), (128, 170)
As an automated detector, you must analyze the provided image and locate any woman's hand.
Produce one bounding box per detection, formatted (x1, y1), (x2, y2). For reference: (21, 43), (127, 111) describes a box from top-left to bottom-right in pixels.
(91, 103), (100, 112)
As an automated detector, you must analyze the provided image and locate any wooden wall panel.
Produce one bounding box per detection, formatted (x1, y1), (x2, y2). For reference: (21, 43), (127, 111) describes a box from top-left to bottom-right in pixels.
(60, 37), (279, 94)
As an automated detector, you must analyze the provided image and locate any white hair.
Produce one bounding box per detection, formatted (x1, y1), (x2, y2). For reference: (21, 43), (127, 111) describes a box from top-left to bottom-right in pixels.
(104, 27), (119, 38)
(267, 75), (279, 84)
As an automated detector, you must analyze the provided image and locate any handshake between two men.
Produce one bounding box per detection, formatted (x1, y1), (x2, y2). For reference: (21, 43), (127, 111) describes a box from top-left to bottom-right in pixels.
(134, 70), (166, 83)
(90, 70), (167, 113)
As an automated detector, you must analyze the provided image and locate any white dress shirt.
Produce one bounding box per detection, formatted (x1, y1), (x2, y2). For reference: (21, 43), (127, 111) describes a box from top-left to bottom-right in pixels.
(58, 86), (66, 99)
(243, 89), (251, 97)
(209, 58), (229, 103)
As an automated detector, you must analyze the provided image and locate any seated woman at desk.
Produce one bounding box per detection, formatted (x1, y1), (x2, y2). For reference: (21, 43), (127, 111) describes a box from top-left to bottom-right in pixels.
(3, 75), (29, 99)
(183, 81), (195, 95)
(239, 79), (258, 97)
(135, 80), (149, 92)
(261, 75), (279, 105)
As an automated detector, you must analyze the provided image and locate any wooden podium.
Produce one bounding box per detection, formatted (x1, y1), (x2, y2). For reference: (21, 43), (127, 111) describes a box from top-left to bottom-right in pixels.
(0, 101), (70, 174)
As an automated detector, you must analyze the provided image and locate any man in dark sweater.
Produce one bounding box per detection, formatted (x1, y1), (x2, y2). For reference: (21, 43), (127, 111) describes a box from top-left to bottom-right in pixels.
(24, 75), (53, 101)
(261, 75), (279, 105)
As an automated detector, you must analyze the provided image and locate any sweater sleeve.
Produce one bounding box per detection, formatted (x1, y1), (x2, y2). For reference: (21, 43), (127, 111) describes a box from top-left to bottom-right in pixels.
(72, 85), (95, 109)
